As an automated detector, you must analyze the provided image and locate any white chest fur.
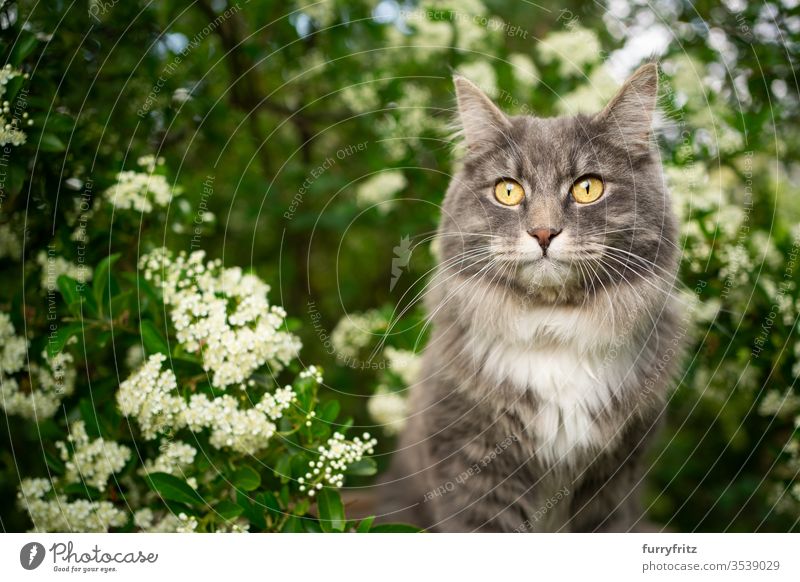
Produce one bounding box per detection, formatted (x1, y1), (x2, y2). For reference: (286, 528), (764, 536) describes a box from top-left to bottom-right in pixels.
(466, 302), (640, 466)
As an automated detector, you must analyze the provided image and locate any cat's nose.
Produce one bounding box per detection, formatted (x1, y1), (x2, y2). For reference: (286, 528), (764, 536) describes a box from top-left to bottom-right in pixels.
(527, 228), (562, 251)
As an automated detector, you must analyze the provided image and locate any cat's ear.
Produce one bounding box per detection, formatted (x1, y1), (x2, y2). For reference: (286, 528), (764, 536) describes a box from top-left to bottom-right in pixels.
(595, 63), (659, 150)
(453, 75), (511, 148)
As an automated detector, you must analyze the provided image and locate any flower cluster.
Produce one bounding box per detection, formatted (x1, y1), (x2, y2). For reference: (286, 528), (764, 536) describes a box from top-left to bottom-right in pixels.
(142, 440), (197, 476)
(331, 309), (387, 358)
(759, 389), (800, 420)
(103, 156), (177, 213)
(57, 421), (132, 490)
(367, 388), (408, 436)
(557, 66), (619, 114)
(365, 347), (419, 436)
(509, 53), (539, 88)
(0, 311), (27, 375)
(298, 432), (377, 496)
(457, 61), (498, 97)
(182, 393), (281, 455)
(375, 83), (440, 162)
(0, 222), (22, 260)
(117, 353), (297, 454)
(0, 64), (31, 147)
(36, 250), (92, 292)
(537, 25), (602, 76)
(140, 248), (301, 389)
(355, 170), (408, 212)
(0, 313), (77, 419)
(117, 353), (184, 439)
(17, 478), (127, 533)
(133, 508), (200, 533)
(383, 347), (421, 386)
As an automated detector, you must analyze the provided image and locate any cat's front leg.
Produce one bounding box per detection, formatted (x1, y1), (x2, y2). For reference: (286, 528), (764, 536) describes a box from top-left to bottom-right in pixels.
(423, 456), (534, 532)
(567, 415), (662, 532)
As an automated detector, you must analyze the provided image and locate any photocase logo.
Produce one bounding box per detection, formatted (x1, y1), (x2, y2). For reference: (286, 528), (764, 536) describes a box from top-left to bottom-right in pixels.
(390, 235), (412, 291)
(19, 542), (46, 570)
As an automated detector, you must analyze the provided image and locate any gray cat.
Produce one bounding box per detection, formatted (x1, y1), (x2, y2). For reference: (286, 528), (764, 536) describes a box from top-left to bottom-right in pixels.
(377, 64), (685, 532)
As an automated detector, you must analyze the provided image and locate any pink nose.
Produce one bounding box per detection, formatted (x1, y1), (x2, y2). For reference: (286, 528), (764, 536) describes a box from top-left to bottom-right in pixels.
(527, 228), (562, 252)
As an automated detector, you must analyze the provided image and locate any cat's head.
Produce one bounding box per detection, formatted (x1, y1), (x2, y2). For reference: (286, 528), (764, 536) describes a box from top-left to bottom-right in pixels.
(438, 63), (678, 304)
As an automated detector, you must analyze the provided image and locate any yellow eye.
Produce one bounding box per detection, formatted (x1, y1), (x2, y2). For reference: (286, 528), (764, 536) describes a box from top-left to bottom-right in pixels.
(571, 176), (604, 204)
(494, 179), (525, 206)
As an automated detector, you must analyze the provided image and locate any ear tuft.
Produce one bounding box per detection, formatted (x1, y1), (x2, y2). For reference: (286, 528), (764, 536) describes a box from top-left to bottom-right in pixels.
(453, 75), (511, 149)
(595, 63), (659, 151)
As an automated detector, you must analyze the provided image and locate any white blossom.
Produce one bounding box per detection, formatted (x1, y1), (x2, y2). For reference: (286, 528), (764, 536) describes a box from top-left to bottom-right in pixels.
(301, 432), (376, 496)
(125, 344), (145, 369)
(134, 508), (199, 532)
(758, 389), (800, 419)
(457, 61), (498, 97)
(367, 387), (408, 436)
(331, 309), (387, 358)
(0, 65), (28, 147)
(537, 26), (602, 76)
(117, 353), (297, 455)
(0, 313), (77, 420)
(142, 440), (197, 476)
(117, 353), (185, 440)
(298, 0), (337, 26)
(557, 66), (619, 114)
(339, 76), (383, 112)
(139, 248), (301, 389)
(355, 170), (407, 212)
(0, 223), (22, 260)
(383, 346), (420, 386)
(57, 420), (132, 490)
(36, 251), (92, 292)
(104, 156), (177, 213)
(510, 53), (539, 88)
(17, 479), (127, 533)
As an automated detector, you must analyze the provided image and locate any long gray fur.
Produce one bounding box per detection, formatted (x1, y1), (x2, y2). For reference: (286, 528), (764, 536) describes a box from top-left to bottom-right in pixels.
(377, 64), (685, 532)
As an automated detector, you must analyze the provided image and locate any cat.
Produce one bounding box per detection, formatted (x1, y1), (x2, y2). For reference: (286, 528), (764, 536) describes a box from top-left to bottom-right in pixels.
(377, 63), (685, 532)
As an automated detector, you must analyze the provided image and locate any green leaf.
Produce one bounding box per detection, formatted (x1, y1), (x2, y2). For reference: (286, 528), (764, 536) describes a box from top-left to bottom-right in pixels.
(236, 491), (266, 530)
(261, 491), (281, 521)
(56, 275), (96, 317)
(140, 320), (170, 356)
(281, 515), (304, 532)
(318, 399), (340, 423)
(93, 253), (121, 315)
(6, 163), (25, 197)
(62, 482), (102, 500)
(345, 457), (377, 476)
(146, 472), (203, 507)
(274, 455), (292, 482)
(109, 291), (133, 319)
(356, 515), (375, 533)
(79, 399), (103, 438)
(124, 273), (161, 316)
(233, 466), (261, 491)
(38, 134), (66, 152)
(44, 449), (65, 474)
(57, 275), (81, 309)
(9, 33), (38, 65)
(316, 487), (345, 533)
(214, 499), (244, 520)
(46, 322), (83, 358)
(369, 523), (421, 533)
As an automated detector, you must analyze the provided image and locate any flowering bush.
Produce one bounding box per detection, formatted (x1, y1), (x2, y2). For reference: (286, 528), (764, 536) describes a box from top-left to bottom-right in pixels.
(1, 0), (798, 533)
(4, 157), (394, 532)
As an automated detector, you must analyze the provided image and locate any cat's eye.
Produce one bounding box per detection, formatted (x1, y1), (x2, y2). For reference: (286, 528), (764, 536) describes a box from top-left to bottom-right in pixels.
(494, 179), (525, 206)
(571, 176), (604, 204)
